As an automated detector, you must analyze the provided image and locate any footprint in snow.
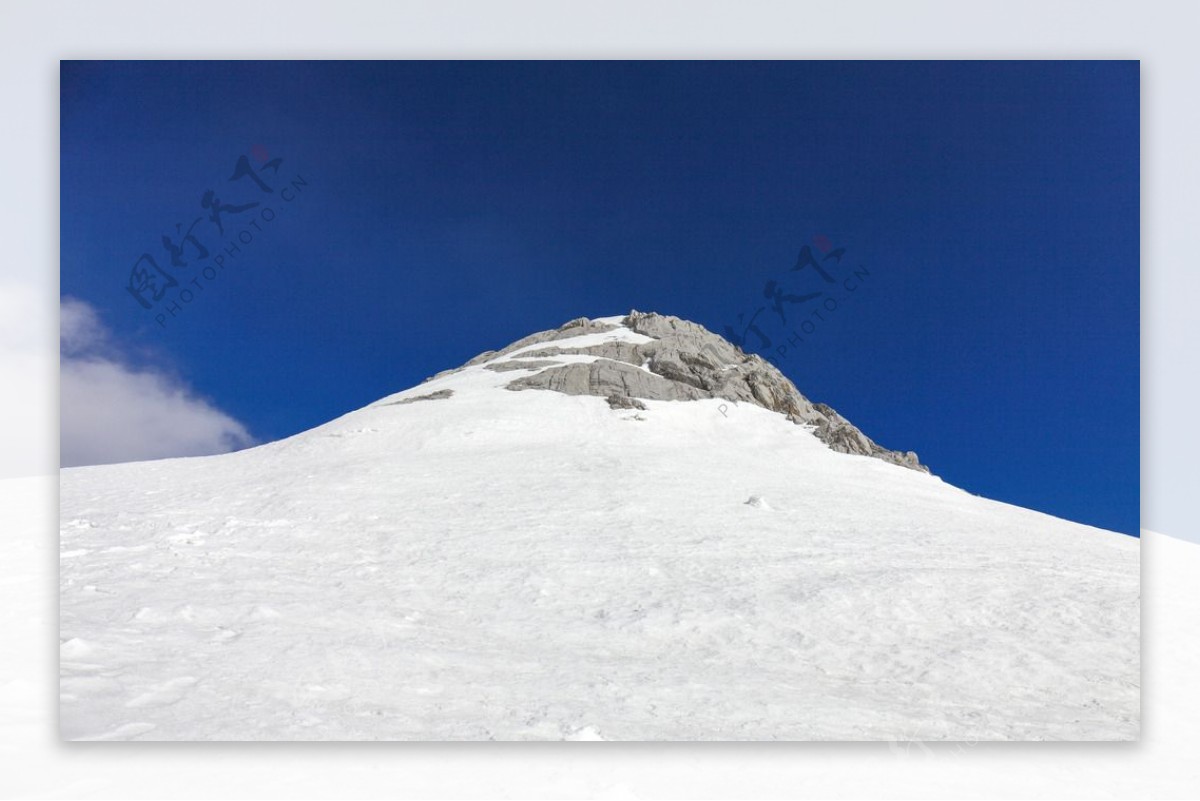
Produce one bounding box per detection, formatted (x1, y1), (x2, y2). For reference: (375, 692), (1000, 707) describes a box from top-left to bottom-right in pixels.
(211, 626), (242, 643)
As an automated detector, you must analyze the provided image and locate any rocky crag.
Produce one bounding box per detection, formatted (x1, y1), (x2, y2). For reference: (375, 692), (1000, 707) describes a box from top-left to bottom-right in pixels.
(433, 310), (928, 472)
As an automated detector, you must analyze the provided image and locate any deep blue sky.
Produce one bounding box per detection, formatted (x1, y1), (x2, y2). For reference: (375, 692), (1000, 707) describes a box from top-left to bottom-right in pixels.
(61, 61), (1139, 535)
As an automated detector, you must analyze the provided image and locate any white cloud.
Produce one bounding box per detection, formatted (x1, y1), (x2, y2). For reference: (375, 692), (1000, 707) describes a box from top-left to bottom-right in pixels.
(59, 297), (254, 468)
(59, 296), (107, 356)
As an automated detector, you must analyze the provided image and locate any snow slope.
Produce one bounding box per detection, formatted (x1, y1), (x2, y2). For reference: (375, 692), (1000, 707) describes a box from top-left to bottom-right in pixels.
(59, 319), (1139, 741)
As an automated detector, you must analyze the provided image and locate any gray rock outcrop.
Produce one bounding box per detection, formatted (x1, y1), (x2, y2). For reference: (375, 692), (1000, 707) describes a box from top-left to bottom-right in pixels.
(483, 359), (564, 373)
(380, 389), (455, 406)
(495, 311), (929, 473)
(605, 393), (647, 411)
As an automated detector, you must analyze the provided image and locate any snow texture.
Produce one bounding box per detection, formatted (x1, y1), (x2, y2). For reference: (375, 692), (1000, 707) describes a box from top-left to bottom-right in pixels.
(59, 314), (1138, 741)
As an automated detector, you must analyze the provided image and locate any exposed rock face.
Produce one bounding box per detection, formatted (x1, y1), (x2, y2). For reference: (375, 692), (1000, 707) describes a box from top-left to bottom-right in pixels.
(422, 317), (619, 385)
(465, 317), (618, 367)
(606, 393), (647, 411)
(380, 389), (455, 405)
(495, 311), (928, 473)
(483, 359), (564, 373)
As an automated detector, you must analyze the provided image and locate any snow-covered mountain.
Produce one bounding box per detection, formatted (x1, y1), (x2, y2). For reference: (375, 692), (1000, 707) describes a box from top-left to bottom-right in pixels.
(59, 312), (1138, 741)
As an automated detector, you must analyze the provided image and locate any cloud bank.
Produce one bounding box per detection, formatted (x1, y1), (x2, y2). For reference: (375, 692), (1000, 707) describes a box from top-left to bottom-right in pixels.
(60, 298), (255, 467)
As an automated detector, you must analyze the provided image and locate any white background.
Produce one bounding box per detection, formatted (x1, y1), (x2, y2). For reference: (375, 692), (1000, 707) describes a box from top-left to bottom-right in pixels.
(1, 1), (1194, 797)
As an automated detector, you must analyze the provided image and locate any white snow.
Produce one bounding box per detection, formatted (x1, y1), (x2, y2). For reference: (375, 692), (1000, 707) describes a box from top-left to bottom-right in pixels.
(744, 495), (771, 509)
(500, 326), (655, 361)
(57, 354), (1139, 741)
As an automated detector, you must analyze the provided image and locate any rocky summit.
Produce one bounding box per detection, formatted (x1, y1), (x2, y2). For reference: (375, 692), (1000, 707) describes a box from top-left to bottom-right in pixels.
(446, 310), (927, 472)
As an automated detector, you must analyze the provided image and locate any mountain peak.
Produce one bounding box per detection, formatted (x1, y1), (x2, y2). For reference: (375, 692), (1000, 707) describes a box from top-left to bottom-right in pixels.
(60, 309), (1137, 742)
(438, 311), (927, 472)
